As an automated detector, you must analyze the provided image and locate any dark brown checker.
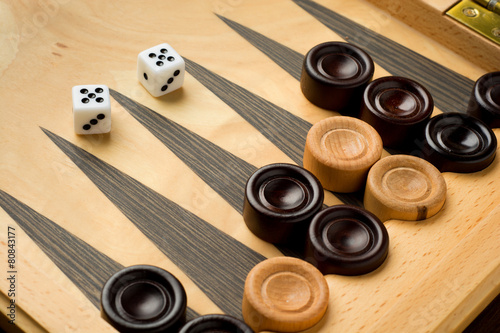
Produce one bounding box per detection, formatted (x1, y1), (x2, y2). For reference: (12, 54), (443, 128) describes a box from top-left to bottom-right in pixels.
(0, 1), (499, 332)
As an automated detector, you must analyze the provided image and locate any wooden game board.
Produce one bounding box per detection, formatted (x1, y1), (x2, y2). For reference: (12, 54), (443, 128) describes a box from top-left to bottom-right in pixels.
(0, 0), (499, 332)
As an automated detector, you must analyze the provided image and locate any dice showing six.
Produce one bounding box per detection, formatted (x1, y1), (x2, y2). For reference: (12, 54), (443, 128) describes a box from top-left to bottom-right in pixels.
(137, 43), (185, 97)
(72, 85), (111, 135)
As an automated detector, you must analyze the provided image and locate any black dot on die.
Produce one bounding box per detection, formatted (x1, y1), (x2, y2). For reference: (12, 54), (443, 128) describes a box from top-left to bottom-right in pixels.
(161, 85), (168, 91)
(149, 53), (156, 58)
(167, 77), (174, 84)
(167, 56), (175, 62)
(83, 124), (91, 130)
(82, 98), (90, 104)
(96, 97), (104, 103)
(80, 88), (88, 94)
(159, 55), (166, 60)
(174, 70), (180, 76)
(97, 114), (105, 120)
(95, 87), (103, 93)
(157, 61), (164, 66)
(144, 73), (148, 80)
(88, 93), (96, 99)
(160, 48), (168, 54)
(90, 119), (98, 125)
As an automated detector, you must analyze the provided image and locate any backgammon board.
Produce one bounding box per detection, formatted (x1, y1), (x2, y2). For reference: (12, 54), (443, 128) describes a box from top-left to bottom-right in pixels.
(1, 0), (499, 332)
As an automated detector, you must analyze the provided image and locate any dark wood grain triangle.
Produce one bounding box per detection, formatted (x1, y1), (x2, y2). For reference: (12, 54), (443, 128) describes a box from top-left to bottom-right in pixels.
(41, 128), (265, 318)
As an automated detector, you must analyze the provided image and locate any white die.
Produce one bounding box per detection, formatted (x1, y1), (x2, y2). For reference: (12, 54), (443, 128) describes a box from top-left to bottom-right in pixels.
(137, 43), (185, 97)
(72, 85), (111, 135)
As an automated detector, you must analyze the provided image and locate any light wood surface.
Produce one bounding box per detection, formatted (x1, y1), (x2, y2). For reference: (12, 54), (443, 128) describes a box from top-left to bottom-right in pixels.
(364, 155), (447, 222)
(0, 0), (498, 332)
(365, 0), (500, 72)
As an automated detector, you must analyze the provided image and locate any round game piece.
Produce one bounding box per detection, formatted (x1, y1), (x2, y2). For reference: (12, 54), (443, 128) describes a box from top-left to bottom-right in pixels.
(101, 265), (187, 333)
(300, 41), (375, 115)
(242, 257), (329, 333)
(467, 71), (500, 128)
(418, 112), (497, 172)
(243, 163), (324, 244)
(305, 205), (389, 276)
(179, 314), (253, 333)
(303, 116), (383, 193)
(364, 155), (447, 222)
(359, 76), (434, 148)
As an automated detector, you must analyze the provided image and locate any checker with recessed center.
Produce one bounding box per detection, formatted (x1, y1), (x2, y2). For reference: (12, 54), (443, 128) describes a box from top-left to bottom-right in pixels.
(0, 1), (499, 332)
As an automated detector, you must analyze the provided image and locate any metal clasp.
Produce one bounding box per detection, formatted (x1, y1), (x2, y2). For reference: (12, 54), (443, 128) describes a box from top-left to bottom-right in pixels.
(446, 0), (500, 45)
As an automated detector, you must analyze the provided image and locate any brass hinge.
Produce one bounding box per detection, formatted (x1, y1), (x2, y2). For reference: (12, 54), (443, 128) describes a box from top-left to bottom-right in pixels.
(446, 0), (500, 45)
(473, 0), (500, 14)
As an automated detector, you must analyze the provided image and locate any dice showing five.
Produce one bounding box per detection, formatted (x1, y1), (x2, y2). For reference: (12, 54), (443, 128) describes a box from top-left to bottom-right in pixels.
(72, 85), (111, 134)
(137, 43), (185, 97)
(71, 43), (184, 134)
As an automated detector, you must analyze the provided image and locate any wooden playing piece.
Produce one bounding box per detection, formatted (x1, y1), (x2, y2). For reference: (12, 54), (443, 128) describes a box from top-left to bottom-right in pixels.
(359, 76), (434, 148)
(300, 41), (374, 115)
(2, 1), (500, 332)
(467, 71), (500, 128)
(179, 314), (253, 333)
(101, 265), (187, 333)
(243, 163), (324, 244)
(419, 112), (497, 172)
(242, 257), (329, 332)
(364, 155), (447, 222)
(303, 116), (383, 193)
(305, 205), (389, 276)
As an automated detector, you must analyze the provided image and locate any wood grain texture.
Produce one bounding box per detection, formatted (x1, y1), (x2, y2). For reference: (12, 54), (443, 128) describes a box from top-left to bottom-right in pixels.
(365, 0), (500, 72)
(0, 189), (123, 309)
(217, 15), (304, 81)
(464, 292), (500, 333)
(0, 0), (498, 331)
(303, 116), (383, 192)
(293, 0), (475, 115)
(0, 190), (199, 323)
(110, 89), (307, 259)
(242, 257), (329, 332)
(109, 89), (257, 215)
(184, 58), (310, 166)
(370, 203), (500, 332)
(42, 128), (265, 319)
(183, 58), (363, 206)
(364, 155), (447, 222)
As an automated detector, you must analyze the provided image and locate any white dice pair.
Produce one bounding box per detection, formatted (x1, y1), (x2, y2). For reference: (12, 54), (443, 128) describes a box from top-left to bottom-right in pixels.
(72, 43), (185, 134)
